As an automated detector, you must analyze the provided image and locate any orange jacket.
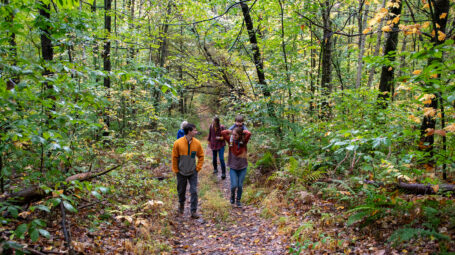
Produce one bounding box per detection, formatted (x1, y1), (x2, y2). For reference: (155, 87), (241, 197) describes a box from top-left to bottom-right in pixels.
(172, 136), (204, 174)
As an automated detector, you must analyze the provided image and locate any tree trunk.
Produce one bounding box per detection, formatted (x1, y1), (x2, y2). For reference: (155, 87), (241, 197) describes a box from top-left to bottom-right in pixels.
(103, 0), (112, 129)
(355, 2), (369, 89)
(320, 0), (333, 119)
(3, 0), (19, 90)
(240, 2), (276, 120)
(309, 24), (316, 114)
(377, 0), (402, 108)
(418, 0), (450, 165)
(158, 1), (172, 68)
(367, 0), (386, 88)
(127, 0), (135, 65)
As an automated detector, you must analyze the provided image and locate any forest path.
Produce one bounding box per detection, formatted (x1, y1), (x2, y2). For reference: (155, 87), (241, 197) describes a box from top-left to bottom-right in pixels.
(169, 112), (288, 254)
(169, 152), (288, 255)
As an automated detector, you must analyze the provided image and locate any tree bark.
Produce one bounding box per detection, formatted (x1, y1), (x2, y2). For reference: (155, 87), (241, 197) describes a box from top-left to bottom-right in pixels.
(240, 2), (276, 120)
(320, 0), (333, 119)
(367, 0), (387, 88)
(3, 0), (19, 90)
(355, 1), (369, 89)
(418, 0), (450, 164)
(377, 0), (402, 108)
(103, 0), (112, 129)
(127, 0), (135, 65)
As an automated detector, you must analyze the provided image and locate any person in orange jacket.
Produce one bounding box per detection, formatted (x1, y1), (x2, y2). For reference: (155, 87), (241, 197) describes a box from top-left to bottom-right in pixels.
(172, 123), (204, 218)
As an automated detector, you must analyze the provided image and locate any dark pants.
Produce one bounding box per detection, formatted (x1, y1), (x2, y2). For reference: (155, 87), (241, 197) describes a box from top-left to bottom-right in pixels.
(212, 146), (226, 175)
(177, 172), (198, 212)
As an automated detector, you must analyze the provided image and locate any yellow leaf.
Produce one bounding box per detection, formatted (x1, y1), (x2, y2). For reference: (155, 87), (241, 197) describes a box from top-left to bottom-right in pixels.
(388, 66), (393, 71)
(422, 3), (429, 9)
(432, 185), (439, 193)
(436, 23), (441, 28)
(424, 107), (436, 117)
(422, 22), (431, 29)
(421, 94), (435, 104)
(363, 27), (372, 34)
(430, 73), (438, 78)
(392, 15), (400, 24)
(444, 123), (455, 132)
(413, 69), (422, 75)
(431, 30), (436, 37)
(379, 7), (388, 13)
(438, 31), (446, 41)
(439, 13), (447, 19)
(382, 25), (392, 32)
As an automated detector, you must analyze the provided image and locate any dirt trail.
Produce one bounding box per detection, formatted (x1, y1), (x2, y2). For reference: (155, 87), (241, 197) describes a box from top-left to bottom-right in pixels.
(170, 112), (288, 254)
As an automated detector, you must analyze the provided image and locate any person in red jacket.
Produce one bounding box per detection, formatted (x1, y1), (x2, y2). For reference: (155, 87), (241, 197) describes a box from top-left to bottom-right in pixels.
(221, 127), (251, 207)
(207, 116), (226, 179)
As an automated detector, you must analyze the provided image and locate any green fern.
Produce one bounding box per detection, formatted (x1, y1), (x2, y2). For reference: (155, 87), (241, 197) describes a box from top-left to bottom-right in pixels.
(388, 228), (449, 246)
(301, 169), (326, 184)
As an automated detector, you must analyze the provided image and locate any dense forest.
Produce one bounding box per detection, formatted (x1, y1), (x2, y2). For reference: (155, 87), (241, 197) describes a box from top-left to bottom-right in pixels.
(1, 0), (454, 253)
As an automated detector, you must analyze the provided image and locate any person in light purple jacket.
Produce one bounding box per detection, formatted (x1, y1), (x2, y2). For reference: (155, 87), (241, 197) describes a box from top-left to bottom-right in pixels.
(207, 117), (226, 179)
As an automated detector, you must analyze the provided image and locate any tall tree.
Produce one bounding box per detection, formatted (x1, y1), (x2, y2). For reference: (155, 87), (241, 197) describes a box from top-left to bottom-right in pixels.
(103, 0), (112, 129)
(377, 0), (402, 107)
(355, 1), (369, 88)
(240, 1), (276, 120)
(418, 0), (450, 165)
(3, 0), (19, 90)
(319, 0), (333, 118)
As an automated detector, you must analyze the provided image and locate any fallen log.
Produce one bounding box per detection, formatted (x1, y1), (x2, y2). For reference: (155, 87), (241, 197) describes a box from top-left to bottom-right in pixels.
(363, 180), (455, 195)
(396, 182), (455, 195)
(2, 165), (121, 206)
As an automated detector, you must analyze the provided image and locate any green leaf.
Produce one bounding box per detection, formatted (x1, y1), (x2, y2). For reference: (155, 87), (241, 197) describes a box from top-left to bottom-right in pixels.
(91, 191), (102, 199)
(32, 219), (46, 227)
(50, 198), (61, 207)
(7, 206), (19, 218)
(14, 223), (28, 239)
(30, 228), (39, 242)
(98, 186), (109, 193)
(63, 200), (77, 213)
(38, 229), (51, 239)
(35, 205), (50, 213)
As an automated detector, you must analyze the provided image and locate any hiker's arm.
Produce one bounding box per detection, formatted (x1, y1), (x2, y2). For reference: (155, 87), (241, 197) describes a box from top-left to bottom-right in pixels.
(171, 142), (179, 173)
(243, 130), (251, 143)
(221, 130), (231, 141)
(196, 144), (204, 172)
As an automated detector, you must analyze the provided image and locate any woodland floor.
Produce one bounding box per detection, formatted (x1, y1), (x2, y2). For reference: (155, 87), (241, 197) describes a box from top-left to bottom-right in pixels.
(169, 151), (288, 255)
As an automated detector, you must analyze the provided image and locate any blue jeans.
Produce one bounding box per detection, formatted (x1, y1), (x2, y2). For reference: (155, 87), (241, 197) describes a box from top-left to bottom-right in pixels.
(212, 146), (226, 175)
(230, 168), (247, 201)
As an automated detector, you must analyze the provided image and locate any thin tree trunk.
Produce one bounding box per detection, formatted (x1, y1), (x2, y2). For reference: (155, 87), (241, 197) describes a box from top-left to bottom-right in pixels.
(320, 0), (333, 119)
(418, 0), (450, 166)
(367, 0), (386, 88)
(355, 2), (369, 89)
(3, 0), (19, 90)
(240, 2), (276, 120)
(127, 0), (135, 65)
(309, 24), (316, 114)
(377, 0), (402, 108)
(103, 0), (112, 129)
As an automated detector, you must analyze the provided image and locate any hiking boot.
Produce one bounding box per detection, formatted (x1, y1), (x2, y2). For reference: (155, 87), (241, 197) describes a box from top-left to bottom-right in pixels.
(221, 174), (226, 180)
(178, 204), (184, 215)
(236, 201), (242, 208)
(213, 170), (218, 174)
(191, 211), (200, 219)
(230, 190), (235, 205)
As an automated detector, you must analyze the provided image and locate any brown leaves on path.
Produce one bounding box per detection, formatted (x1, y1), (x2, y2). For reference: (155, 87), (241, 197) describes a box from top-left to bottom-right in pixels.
(169, 154), (288, 255)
